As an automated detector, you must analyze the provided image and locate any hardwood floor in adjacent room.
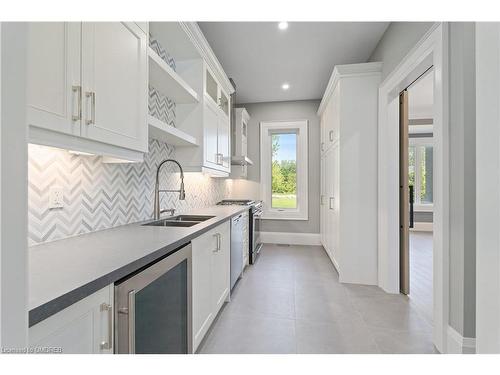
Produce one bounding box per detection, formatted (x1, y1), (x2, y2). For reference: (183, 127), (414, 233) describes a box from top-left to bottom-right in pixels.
(198, 243), (437, 354)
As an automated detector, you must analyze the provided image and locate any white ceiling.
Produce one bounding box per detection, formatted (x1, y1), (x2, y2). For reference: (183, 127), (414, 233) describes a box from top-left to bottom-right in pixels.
(198, 22), (389, 104)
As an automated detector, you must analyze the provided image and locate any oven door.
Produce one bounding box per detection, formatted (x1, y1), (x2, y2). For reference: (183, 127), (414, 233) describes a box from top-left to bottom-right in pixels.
(115, 243), (192, 354)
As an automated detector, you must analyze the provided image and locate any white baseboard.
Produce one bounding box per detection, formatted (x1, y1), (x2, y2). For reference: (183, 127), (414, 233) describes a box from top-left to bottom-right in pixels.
(410, 222), (433, 232)
(261, 231), (321, 246)
(447, 326), (476, 354)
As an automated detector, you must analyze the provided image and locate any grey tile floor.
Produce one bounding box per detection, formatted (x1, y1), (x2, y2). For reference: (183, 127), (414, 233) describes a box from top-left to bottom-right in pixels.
(198, 243), (437, 354)
(409, 231), (433, 326)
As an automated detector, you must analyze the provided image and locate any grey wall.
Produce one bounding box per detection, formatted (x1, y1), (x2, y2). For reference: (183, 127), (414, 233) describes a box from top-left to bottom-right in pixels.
(448, 22), (476, 338)
(239, 100), (321, 234)
(369, 22), (435, 80)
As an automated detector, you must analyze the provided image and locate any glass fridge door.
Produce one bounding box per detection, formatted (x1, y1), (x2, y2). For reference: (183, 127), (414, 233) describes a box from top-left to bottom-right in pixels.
(115, 244), (192, 354)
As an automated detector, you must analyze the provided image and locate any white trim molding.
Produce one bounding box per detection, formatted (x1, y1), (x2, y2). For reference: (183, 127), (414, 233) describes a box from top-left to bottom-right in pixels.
(377, 22), (449, 353)
(317, 62), (383, 115)
(447, 326), (476, 354)
(410, 222), (433, 232)
(260, 232), (321, 246)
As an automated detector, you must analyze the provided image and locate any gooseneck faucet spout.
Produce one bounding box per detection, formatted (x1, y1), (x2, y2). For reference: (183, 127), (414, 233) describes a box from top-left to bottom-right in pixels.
(154, 159), (186, 220)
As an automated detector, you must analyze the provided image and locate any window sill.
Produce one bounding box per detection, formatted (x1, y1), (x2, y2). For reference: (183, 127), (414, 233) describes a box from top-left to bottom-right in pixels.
(261, 214), (309, 221)
(414, 204), (433, 212)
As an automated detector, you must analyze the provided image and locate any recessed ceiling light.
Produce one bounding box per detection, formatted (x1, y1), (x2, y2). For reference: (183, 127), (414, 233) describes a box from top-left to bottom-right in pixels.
(282, 83), (290, 90)
(278, 22), (288, 30)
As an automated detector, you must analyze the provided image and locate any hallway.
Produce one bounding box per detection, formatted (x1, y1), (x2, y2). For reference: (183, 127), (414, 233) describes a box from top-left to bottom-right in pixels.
(198, 244), (436, 354)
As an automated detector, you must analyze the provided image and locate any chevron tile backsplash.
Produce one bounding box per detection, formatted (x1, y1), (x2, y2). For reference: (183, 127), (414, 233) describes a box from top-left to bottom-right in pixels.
(28, 140), (230, 246)
(28, 35), (231, 246)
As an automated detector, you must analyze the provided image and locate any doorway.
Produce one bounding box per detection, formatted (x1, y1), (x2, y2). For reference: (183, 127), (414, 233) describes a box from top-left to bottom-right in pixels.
(377, 23), (449, 352)
(399, 68), (435, 325)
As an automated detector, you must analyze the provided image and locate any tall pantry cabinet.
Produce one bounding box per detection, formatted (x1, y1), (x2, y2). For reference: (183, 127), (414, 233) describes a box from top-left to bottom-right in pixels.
(318, 62), (382, 285)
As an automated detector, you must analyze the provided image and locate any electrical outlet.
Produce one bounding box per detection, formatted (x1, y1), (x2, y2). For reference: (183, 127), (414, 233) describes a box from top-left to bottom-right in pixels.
(49, 187), (64, 209)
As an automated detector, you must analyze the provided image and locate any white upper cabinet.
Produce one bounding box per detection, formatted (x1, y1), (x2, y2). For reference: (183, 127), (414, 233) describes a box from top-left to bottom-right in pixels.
(27, 23), (82, 137)
(81, 22), (148, 152)
(204, 97), (220, 168)
(27, 22), (148, 160)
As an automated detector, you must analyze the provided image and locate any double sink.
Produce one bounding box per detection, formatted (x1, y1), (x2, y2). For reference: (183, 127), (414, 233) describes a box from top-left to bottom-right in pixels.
(143, 215), (215, 228)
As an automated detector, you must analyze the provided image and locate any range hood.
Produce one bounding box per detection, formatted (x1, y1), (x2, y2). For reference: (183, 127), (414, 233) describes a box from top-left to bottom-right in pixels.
(231, 156), (254, 166)
(229, 79), (254, 167)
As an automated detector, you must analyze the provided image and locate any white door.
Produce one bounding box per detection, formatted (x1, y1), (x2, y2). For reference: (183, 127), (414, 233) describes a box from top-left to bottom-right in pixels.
(320, 155), (327, 247)
(192, 232), (214, 350)
(81, 22), (148, 152)
(204, 99), (220, 168)
(217, 112), (230, 171)
(27, 22), (82, 136)
(29, 285), (113, 354)
(211, 222), (230, 313)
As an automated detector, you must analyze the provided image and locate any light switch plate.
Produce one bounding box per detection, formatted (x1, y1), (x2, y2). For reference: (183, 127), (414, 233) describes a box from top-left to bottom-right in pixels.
(49, 186), (64, 209)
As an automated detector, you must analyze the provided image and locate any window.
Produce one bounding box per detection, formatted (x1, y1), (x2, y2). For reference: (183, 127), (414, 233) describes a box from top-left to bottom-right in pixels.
(260, 120), (308, 220)
(409, 138), (433, 209)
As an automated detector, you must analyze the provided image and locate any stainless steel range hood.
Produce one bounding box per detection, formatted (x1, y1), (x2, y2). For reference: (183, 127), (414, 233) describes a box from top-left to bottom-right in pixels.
(230, 79), (254, 167)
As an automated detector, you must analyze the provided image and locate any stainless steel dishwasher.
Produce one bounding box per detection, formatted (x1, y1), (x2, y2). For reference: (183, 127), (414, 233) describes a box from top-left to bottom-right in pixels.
(230, 213), (244, 290)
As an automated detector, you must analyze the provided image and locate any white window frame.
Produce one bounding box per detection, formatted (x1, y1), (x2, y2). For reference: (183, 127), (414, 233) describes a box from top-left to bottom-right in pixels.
(260, 120), (308, 220)
(409, 136), (434, 211)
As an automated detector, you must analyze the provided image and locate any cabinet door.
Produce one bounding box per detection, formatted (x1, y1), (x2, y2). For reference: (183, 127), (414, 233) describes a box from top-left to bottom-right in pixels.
(204, 99), (220, 168)
(29, 285), (113, 354)
(217, 111), (231, 171)
(320, 155), (326, 247)
(81, 22), (148, 152)
(192, 232), (214, 350)
(27, 22), (81, 136)
(211, 221), (230, 313)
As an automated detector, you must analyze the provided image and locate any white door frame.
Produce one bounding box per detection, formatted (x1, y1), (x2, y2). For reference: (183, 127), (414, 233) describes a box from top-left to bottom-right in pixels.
(377, 23), (449, 353)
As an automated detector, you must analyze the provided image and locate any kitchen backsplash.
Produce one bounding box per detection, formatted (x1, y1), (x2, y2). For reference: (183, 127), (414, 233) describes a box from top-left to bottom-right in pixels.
(28, 141), (230, 246)
(27, 34), (230, 246)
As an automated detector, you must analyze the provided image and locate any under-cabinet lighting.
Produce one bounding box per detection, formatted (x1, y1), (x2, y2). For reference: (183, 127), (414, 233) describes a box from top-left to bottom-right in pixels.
(281, 83), (290, 90)
(278, 22), (288, 30)
(68, 150), (95, 156)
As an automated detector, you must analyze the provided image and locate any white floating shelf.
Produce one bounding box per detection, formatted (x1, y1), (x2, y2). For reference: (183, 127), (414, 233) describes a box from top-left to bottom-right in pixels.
(148, 47), (199, 104)
(148, 115), (198, 147)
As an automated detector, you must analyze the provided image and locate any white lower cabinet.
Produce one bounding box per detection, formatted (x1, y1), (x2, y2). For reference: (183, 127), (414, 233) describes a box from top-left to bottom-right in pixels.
(192, 221), (230, 352)
(29, 285), (114, 354)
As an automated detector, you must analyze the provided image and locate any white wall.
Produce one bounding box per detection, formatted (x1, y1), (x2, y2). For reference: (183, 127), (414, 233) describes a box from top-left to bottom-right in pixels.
(230, 100), (321, 234)
(0, 22), (28, 349)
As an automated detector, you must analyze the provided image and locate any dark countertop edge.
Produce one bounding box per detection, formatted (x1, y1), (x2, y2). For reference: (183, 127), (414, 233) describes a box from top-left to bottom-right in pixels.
(29, 207), (248, 327)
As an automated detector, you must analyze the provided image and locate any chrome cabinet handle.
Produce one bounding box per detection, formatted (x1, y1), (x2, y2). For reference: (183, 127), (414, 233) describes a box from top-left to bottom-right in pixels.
(213, 233), (221, 252)
(329, 197), (334, 210)
(100, 303), (113, 351)
(320, 195), (325, 205)
(85, 91), (96, 125)
(321, 142), (325, 152)
(329, 130), (334, 142)
(128, 290), (136, 354)
(72, 85), (82, 121)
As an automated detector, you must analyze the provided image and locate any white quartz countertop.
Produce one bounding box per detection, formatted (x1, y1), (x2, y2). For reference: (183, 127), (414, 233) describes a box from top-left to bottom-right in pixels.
(29, 205), (249, 326)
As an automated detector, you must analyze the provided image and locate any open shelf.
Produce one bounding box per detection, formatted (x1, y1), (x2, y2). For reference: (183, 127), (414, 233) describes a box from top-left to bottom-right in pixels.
(148, 115), (198, 147)
(148, 47), (199, 104)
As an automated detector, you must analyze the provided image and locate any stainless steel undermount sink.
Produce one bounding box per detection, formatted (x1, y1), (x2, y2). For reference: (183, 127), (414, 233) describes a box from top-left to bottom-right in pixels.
(166, 215), (215, 222)
(143, 215), (215, 227)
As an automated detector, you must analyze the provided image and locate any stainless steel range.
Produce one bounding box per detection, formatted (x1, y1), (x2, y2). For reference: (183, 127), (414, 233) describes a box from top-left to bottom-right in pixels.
(216, 200), (262, 264)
